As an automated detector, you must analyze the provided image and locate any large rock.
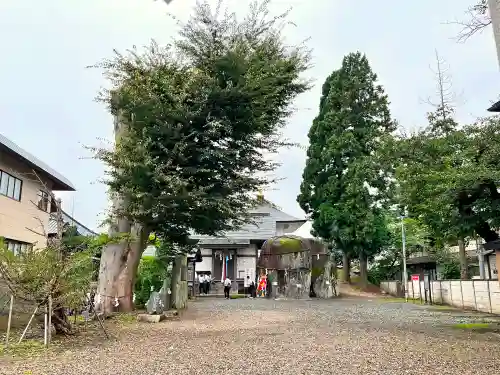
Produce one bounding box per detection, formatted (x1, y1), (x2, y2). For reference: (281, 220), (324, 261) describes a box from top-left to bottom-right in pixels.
(284, 270), (311, 299)
(313, 260), (337, 298)
(137, 314), (165, 323)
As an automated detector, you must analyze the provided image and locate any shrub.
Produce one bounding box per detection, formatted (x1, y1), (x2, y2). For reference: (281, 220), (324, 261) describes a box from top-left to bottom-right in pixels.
(134, 256), (166, 307)
(0, 239), (95, 308)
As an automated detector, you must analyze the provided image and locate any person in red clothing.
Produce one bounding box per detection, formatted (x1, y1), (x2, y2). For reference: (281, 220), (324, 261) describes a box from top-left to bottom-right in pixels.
(257, 274), (267, 297)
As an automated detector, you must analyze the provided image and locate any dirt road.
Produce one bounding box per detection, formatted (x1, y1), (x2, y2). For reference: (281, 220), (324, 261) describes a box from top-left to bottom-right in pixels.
(2, 297), (499, 374)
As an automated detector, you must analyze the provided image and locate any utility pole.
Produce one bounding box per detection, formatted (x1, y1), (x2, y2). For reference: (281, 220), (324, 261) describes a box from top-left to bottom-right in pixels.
(476, 236), (486, 279)
(401, 214), (408, 302)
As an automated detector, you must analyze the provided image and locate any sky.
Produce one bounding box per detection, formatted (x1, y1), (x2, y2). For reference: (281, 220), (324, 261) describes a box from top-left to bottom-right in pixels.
(0, 0), (499, 232)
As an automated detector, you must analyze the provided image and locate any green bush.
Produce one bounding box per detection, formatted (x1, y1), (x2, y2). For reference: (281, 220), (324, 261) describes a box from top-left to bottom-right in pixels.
(134, 256), (166, 307)
(439, 259), (461, 280)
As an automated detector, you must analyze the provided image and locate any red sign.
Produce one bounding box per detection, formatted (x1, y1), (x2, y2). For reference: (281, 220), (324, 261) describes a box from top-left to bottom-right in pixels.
(411, 274), (420, 281)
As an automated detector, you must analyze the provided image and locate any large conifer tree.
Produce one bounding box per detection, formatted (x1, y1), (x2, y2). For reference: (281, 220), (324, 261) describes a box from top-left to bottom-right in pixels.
(298, 52), (394, 287)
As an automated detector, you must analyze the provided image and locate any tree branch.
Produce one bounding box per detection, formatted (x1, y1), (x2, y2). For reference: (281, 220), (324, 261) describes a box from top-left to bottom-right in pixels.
(445, 0), (491, 43)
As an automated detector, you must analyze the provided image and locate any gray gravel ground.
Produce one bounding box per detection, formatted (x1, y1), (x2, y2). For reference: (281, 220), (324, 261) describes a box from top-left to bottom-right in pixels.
(2, 297), (500, 375)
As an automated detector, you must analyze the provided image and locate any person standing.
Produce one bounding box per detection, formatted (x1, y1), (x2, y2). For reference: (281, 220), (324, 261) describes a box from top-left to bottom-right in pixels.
(251, 276), (257, 298)
(223, 276), (232, 299)
(266, 274), (273, 299)
(204, 273), (211, 295)
(245, 275), (255, 298)
(244, 275), (250, 297)
(257, 274), (267, 297)
(198, 273), (205, 295)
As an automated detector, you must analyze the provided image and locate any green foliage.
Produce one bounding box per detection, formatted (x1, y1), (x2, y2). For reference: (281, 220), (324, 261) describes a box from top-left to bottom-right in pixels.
(134, 256), (167, 307)
(0, 238), (100, 308)
(368, 214), (429, 285)
(395, 115), (500, 245)
(277, 237), (302, 251)
(427, 247), (461, 280)
(311, 266), (324, 278)
(297, 52), (395, 270)
(91, 0), (311, 248)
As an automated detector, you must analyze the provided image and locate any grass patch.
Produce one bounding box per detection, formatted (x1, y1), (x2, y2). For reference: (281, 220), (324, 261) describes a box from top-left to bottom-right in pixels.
(229, 294), (246, 299)
(113, 313), (137, 324)
(378, 297), (424, 304)
(450, 322), (500, 334)
(453, 323), (491, 329)
(0, 339), (46, 358)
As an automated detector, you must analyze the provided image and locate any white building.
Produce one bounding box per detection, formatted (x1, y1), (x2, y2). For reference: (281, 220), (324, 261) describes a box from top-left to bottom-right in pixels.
(190, 196), (306, 289)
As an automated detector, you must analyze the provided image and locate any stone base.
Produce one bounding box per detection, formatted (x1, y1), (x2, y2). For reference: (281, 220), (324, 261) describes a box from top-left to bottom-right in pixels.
(137, 314), (165, 323)
(164, 310), (180, 321)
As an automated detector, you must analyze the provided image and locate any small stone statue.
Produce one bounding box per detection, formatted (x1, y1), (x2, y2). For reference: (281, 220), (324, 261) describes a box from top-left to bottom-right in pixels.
(146, 291), (165, 315)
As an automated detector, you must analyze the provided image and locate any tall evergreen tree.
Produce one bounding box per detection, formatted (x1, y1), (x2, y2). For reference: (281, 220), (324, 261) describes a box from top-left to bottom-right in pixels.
(298, 52), (395, 287)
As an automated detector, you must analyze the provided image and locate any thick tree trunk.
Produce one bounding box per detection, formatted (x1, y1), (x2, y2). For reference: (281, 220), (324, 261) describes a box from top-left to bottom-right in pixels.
(359, 252), (368, 290)
(95, 110), (149, 314)
(96, 210), (148, 314)
(330, 251), (337, 280)
(52, 306), (72, 335)
(342, 252), (351, 283)
(458, 238), (468, 280)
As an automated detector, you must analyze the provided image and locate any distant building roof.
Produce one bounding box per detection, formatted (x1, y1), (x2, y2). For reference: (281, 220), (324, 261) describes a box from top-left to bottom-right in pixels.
(0, 133), (75, 191)
(488, 100), (500, 112)
(48, 210), (97, 237)
(191, 201), (306, 244)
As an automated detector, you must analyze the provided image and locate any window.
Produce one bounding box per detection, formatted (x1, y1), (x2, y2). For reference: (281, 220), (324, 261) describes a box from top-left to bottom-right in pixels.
(37, 190), (49, 211)
(0, 170), (22, 201)
(4, 239), (31, 256)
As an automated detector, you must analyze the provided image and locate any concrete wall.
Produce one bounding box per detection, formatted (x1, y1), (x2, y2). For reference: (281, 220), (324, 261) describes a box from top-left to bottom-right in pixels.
(381, 279), (500, 314)
(0, 150), (52, 247)
(380, 281), (403, 297)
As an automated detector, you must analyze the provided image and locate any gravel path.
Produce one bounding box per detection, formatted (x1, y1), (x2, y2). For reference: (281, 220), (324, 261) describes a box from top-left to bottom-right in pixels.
(2, 297), (500, 375)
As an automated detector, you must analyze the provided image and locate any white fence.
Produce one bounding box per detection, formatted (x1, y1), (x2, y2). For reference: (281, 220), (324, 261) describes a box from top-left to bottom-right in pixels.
(380, 280), (500, 314)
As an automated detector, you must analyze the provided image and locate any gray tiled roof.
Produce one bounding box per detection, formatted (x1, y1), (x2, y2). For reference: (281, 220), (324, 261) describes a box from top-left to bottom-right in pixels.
(266, 205), (304, 222)
(191, 202), (305, 243)
(0, 133), (75, 191)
